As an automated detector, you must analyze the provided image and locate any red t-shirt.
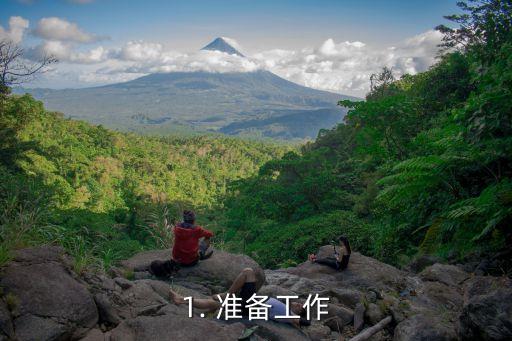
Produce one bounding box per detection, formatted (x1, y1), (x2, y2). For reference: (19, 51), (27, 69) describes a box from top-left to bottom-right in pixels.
(172, 224), (213, 265)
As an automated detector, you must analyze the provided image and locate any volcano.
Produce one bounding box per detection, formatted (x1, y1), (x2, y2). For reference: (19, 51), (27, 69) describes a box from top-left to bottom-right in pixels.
(17, 38), (357, 139)
(201, 37), (245, 57)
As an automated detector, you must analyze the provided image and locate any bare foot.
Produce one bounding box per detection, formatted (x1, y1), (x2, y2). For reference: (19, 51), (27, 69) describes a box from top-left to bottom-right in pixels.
(169, 289), (185, 305)
(308, 254), (317, 262)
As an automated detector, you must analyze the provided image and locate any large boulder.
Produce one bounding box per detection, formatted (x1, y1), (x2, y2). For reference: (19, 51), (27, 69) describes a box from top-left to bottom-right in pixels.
(405, 254), (442, 273)
(394, 314), (457, 341)
(286, 248), (407, 291)
(110, 314), (246, 341)
(238, 319), (310, 341)
(458, 276), (512, 340)
(0, 301), (14, 340)
(0, 246), (98, 341)
(121, 248), (266, 291)
(419, 263), (470, 287)
(264, 270), (328, 296)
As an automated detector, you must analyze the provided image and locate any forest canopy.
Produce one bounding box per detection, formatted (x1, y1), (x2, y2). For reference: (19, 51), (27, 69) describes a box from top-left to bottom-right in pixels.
(0, 0), (510, 273)
(0, 94), (288, 270)
(221, 0), (512, 268)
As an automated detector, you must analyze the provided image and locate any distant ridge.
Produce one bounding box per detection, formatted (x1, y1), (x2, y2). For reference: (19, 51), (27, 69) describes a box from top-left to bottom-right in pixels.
(16, 38), (359, 140)
(201, 37), (244, 57)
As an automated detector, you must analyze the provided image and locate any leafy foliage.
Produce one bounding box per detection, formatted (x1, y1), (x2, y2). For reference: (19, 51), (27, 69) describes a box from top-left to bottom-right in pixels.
(0, 94), (287, 268)
(223, 1), (512, 267)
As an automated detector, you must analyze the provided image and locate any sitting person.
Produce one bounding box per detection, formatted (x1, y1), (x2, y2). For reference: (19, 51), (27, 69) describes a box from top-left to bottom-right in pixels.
(308, 235), (351, 271)
(169, 267), (307, 328)
(150, 210), (214, 278)
(172, 210), (214, 266)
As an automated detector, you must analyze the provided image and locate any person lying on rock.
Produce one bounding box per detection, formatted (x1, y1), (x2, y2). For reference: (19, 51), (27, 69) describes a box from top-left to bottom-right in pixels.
(172, 210), (214, 266)
(169, 267), (308, 328)
(308, 235), (351, 271)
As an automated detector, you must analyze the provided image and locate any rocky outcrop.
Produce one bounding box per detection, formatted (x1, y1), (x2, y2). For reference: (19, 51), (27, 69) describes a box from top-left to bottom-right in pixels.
(394, 314), (457, 341)
(286, 248), (407, 292)
(0, 246), (98, 341)
(1, 244), (510, 341)
(121, 248), (266, 291)
(110, 315), (246, 341)
(458, 276), (512, 340)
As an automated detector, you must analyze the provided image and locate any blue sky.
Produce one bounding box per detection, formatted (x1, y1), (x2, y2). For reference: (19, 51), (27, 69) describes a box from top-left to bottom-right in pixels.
(1, 0), (462, 95)
(3, 0), (459, 50)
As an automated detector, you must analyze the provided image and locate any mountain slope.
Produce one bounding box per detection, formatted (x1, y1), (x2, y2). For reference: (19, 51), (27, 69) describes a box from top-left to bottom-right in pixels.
(201, 37), (244, 56)
(18, 38), (357, 139)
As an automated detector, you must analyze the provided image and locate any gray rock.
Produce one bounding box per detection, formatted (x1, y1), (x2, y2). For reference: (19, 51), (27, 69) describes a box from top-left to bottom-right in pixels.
(365, 290), (378, 303)
(83, 273), (116, 292)
(405, 255), (441, 273)
(240, 319), (310, 341)
(419, 263), (469, 287)
(0, 246), (98, 341)
(323, 316), (345, 332)
(329, 288), (362, 309)
(365, 303), (385, 325)
(287, 250), (407, 291)
(458, 276), (512, 340)
(94, 293), (122, 326)
(0, 302), (14, 339)
(354, 303), (365, 332)
(110, 314), (246, 341)
(327, 304), (353, 326)
(14, 314), (68, 341)
(135, 279), (171, 300)
(258, 285), (297, 298)
(264, 270), (326, 297)
(80, 328), (107, 341)
(113, 280), (168, 320)
(306, 323), (331, 341)
(114, 277), (133, 290)
(122, 248), (266, 291)
(394, 314), (457, 341)
(421, 281), (463, 312)
(11, 245), (68, 265)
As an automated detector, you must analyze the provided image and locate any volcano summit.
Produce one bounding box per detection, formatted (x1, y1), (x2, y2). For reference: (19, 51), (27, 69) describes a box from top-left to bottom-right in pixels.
(18, 38), (356, 139)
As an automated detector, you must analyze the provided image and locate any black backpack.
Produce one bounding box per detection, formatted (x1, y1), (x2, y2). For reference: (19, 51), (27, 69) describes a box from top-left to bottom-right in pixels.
(149, 259), (180, 278)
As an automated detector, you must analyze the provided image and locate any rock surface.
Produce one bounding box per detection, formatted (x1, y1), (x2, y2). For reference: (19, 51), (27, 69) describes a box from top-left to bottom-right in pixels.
(121, 248), (266, 291)
(394, 314), (457, 341)
(110, 314), (246, 341)
(0, 246), (98, 341)
(458, 276), (512, 340)
(1, 244), (511, 341)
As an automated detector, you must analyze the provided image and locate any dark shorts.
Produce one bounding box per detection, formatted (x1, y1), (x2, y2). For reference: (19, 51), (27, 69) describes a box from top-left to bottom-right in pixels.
(239, 282), (257, 316)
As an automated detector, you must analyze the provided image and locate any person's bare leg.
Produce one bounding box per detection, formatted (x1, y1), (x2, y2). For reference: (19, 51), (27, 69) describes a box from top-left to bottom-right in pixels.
(170, 289), (220, 311)
(227, 268), (256, 294)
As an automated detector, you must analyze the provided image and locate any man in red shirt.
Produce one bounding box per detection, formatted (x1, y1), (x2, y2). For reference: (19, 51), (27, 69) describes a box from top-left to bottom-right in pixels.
(172, 210), (214, 266)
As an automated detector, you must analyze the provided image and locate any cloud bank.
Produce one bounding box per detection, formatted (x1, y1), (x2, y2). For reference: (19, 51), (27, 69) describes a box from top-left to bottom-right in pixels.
(33, 17), (106, 43)
(0, 16), (29, 43)
(7, 15), (443, 96)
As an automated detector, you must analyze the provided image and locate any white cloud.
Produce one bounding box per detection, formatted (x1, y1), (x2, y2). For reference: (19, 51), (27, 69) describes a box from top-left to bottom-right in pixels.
(33, 17), (104, 43)
(28, 41), (109, 64)
(108, 41), (259, 74)
(252, 30), (443, 95)
(114, 41), (164, 62)
(26, 29), (443, 96)
(0, 16), (30, 43)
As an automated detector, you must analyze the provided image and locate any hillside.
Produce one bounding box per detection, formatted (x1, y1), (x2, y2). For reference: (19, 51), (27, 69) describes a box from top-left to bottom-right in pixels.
(16, 36), (358, 140)
(0, 93), (289, 268)
(220, 4), (512, 272)
(18, 70), (353, 139)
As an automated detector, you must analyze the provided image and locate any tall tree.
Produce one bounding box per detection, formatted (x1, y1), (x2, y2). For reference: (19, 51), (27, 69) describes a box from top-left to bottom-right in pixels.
(0, 40), (57, 94)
